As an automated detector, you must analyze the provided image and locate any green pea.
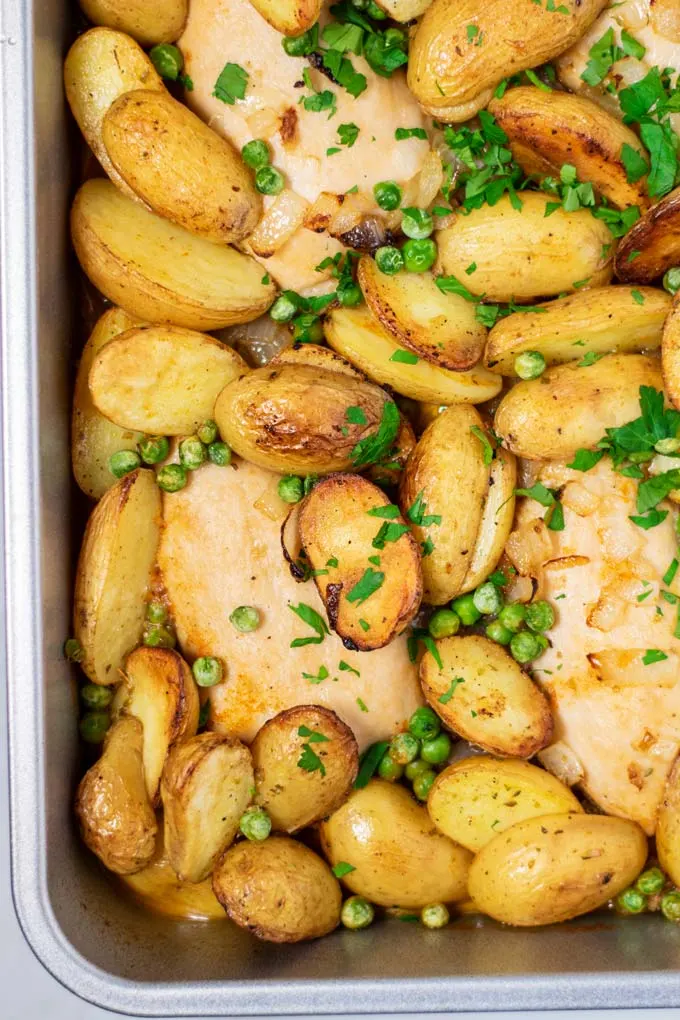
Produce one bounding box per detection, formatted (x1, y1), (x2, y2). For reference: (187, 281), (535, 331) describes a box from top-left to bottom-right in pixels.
(616, 887), (647, 914)
(420, 902), (450, 929)
(196, 420), (218, 446)
(270, 291), (300, 322)
(401, 207), (433, 240)
(498, 603), (526, 633)
(412, 768), (436, 801)
(365, 0), (387, 18)
(337, 281), (363, 307)
(208, 441), (232, 467)
(230, 605), (261, 632)
(80, 684), (113, 710)
(157, 463), (187, 492)
(525, 600), (555, 633)
(405, 757), (431, 782)
(373, 180), (402, 211)
(292, 313), (323, 343)
(146, 600), (168, 623)
(661, 890), (680, 922)
(239, 806), (272, 841)
(192, 656), (223, 687)
(377, 752), (404, 781)
(138, 436), (169, 465)
(64, 638), (84, 663)
(179, 436), (206, 471)
(663, 268), (680, 296)
(341, 895), (374, 930)
(473, 581), (503, 616)
(375, 246), (404, 277)
(109, 449), (141, 478)
(428, 608), (460, 639)
(79, 711), (110, 744)
(514, 351), (546, 380)
(402, 238), (437, 273)
(389, 731), (420, 765)
(149, 43), (183, 81)
(534, 633), (549, 655)
(282, 29), (316, 56)
(408, 706), (441, 741)
(636, 867), (666, 896)
(485, 619), (513, 646)
(450, 592), (481, 626)
(255, 165), (285, 196)
(242, 139), (270, 169)
(509, 630), (541, 664)
(144, 624), (177, 649)
(278, 475), (304, 503)
(420, 732), (451, 765)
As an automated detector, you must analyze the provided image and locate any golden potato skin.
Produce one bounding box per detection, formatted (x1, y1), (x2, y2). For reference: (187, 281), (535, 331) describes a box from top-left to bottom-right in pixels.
(468, 813), (647, 926)
(320, 780), (472, 908)
(252, 705), (358, 833)
(656, 758), (680, 887)
(436, 194), (613, 302)
(495, 353), (664, 461)
(489, 87), (650, 211)
(75, 716), (157, 875)
(615, 187), (680, 284)
(79, 0), (188, 45)
(102, 90), (260, 244)
(212, 836), (341, 942)
(247, 0), (321, 35)
(119, 832), (227, 920)
(408, 0), (609, 121)
(662, 298), (680, 411)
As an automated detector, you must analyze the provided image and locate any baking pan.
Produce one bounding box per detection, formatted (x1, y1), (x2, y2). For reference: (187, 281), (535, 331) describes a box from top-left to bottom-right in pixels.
(4, 0), (680, 1014)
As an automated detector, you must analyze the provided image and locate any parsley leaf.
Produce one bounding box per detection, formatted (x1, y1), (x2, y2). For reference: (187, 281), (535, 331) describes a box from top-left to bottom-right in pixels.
(620, 30), (645, 61)
(395, 127), (427, 140)
(298, 725), (330, 743)
(289, 603), (330, 647)
(302, 665), (330, 684)
(213, 62), (249, 104)
(338, 122), (360, 147)
(470, 425), (494, 465)
(339, 660), (360, 676)
(567, 449), (605, 471)
(351, 401), (400, 468)
(346, 568), (385, 605)
(621, 143), (649, 184)
(372, 521), (410, 548)
(629, 508), (669, 529)
(642, 649), (669, 665)
(514, 482), (556, 507)
(439, 677), (465, 704)
(297, 744), (326, 775)
(367, 504), (401, 519)
(354, 740), (390, 788)
(346, 405), (367, 425)
(389, 350), (419, 364)
(332, 861), (356, 877)
(407, 491), (442, 527)
(580, 28), (623, 87)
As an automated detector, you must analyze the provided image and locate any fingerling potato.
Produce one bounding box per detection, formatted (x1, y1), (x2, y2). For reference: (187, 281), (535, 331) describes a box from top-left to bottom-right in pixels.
(468, 813), (647, 926)
(656, 757), (680, 887)
(272, 343), (362, 378)
(494, 353), (664, 461)
(161, 733), (254, 882)
(119, 832), (226, 920)
(72, 307), (144, 500)
(663, 298), (680, 411)
(372, 0), (432, 21)
(252, 705), (358, 832)
(320, 780), (472, 908)
(420, 635), (553, 758)
(247, 0), (321, 36)
(79, 0), (188, 46)
(298, 475), (422, 650)
(74, 468), (160, 685)
(428, 757), (581, 853)
(615, 186), (680, 284)
(64, 28), (164, 199)
(75, 716), (157, 875)
(71, 179), (275, 330)
(88, 325), (248, 435)
(459, 447), (516, 593)
(212, 836), (341, 942)
(436, 194), (614, 302)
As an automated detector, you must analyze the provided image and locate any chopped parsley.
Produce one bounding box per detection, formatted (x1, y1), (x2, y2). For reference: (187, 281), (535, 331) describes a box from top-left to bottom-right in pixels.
(356, 697), (369, 712)
(390, 350), (419, 364)
(346, 568), (384, 605)
(332, 861), (356, 877)
(642, 649), (669, 665)
(289, 603), (330, 647)
(346, 406), (367, 425)
(338, 122), (360, 147)
(515, 482), (565, 532)
(297, 744), (326, 775)
(303, 665), (330, 684)
(354, 740), (390, 787)
(395, 127), (427, 140)
(470, 425), (494, 465)
(367, 504), (401, 519)
(372, 521), (410, 549)
(439, 677), (465, 704)
(407, 491), (442, 527)
(407, 628), (443, 669)
(351, 401), (400, 468)
(339, 660), (360, 676)
(213, 62), (249, 104)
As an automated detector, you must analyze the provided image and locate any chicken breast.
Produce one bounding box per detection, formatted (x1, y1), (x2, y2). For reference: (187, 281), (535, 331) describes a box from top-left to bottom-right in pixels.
(158, 459), (423, 750)
(179, 0), (431, 291)
(509, 458), (680, 834)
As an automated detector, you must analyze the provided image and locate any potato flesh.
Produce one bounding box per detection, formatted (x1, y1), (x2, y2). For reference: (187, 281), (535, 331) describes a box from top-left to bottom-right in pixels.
(663, 297), (680, 411)
(119, 835), (227, 920)
(78, 0), (188, 45)
(246, 0), (320, 35)
(460, 448), (517, 593)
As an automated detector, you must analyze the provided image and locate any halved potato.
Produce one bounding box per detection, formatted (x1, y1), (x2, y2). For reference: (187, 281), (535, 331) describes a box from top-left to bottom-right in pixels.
(460, 447), (517, 593)
(298, 475), (422, 650)
(121, 646), (199, 804)
(64, 28), (164, 199)
(119, 831), (226, 920)
(398, 406), (491, 605)
(71, 179), (276, 330)
(75, 716), (157, 875)
(436, 193), (614, 302)
(615, 186), (680, 284)
(88, 325), (248, 435)
(358, 257), (487, 370)
(212, 836), (341, 943)
(252, 705), (358, 832)
(325, 305), (502, 405)
(489, 87), (650, 210)
(246, 0), (321, 35)
(485, 286), (670, 375)
(320, 780), (472, 908)
(657, 757), (680, 887)
(372, 0), (432, 21)
(74, 468), (160, 685)
(494, 353), (663, 461)
(662, 299), (680, 410)
(420, 635), (553, 757)
(79, 0), (188, 45)
(214, 363), (394, 475)
(102, 90), (260, 244)
(428, 756), (582, 853)
(72, 307), (144, 500)
(161, 733), (254, 882)
(271, 343), (362, 378)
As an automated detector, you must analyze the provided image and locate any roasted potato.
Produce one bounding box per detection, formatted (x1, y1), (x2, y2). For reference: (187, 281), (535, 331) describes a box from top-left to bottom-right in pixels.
(615, 186), (680, 284)
(246, 0), (321, 36)
(251, 705), (358, 832)
(489, 87), (650, 210)
(212, 836), (341, 942)
(657, 757), (680, 887)
(408, 0), (609, 121)
(459, 447), (516, 593)
(78, 0), (188, 45)
(358, 257), (487, 371)
(485, 287), (670, 376)
(75, 716), (157, 875)
(74, 468), (160, 685)
(420, 635), (553, 758)
(161, 733), (254, 882)
(495, 353), (664, 461)
(88, 325), (248, 436)
(320, 780), (472, 908)
(102, 90), (260, 244)
(326, 306), (502, 406)
(428, 757), (582, 853)
(119, 832), (226, 920)
(436, 194), (614, 302)
(213, 362), (394, 475)
(121, 646), (200, 804)
(72, 307), (144, 500)
(468, 813), (647, 926)
(272, 343), (362, 378)
(372, 0), (431, 20)
(71, 179), (275, 330)
(663, 298), (680, 411)
(298, 475), (422, 649)
(64, 28), (164, 199)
